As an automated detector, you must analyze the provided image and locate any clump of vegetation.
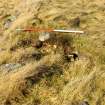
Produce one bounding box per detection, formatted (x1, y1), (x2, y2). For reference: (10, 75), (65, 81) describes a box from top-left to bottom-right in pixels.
(70, 16), (81, 27)
(25, 64), (63, 86)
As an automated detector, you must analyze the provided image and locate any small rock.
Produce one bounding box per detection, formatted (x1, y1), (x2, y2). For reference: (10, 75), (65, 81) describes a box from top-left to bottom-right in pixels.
(4, 15), (16, 29)
(0, 63), (22, 73)
(10, 15), (16, 21)
(39, 32), (50, 42)
(4, 19), (12, 29)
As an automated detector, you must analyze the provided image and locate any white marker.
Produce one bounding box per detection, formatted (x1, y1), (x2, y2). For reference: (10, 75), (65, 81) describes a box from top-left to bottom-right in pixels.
(16, 28), (84, 34)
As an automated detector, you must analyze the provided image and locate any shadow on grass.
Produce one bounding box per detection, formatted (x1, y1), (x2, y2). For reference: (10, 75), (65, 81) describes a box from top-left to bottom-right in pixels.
(25, 64), (63, 87)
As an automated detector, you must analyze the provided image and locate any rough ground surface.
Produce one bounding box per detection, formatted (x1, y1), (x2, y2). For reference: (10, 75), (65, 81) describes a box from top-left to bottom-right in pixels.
(0, 0), (105, 105)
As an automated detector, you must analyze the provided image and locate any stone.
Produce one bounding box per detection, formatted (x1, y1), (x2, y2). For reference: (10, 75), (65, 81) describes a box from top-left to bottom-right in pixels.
(0, 63), (22, 73)
(4, 19), (12, 29)
(3, 15), (16, 29)
(39, 32), (50, 42)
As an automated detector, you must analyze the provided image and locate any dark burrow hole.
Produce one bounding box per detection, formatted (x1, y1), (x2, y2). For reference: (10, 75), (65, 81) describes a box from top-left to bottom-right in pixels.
(64, 52), (79, 62)
(31, 51), (44, 61)
(32, 40), (43, 49)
